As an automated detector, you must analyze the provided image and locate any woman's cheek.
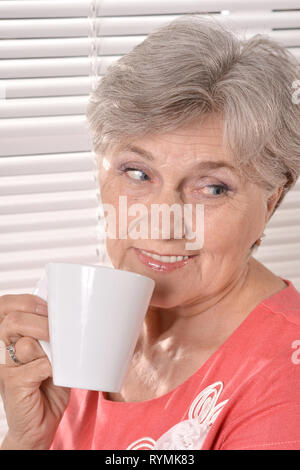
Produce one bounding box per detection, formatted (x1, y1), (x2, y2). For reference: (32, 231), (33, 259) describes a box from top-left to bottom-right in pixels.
(202, 207), (244, 254)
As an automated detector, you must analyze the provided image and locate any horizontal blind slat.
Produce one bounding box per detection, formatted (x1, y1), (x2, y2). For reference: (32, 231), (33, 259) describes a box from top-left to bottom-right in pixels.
(0, 190), (99, 214)
(98, 0), (300, 15)
(0, 255), (99, 288)
(0, 152), (95, 175)
(0, 38), (91, 59)
(0, 96), (88, 118)
(255, 243), (300, 262)
(1, 18), (90, 39)
(271, 191), (300, 210)
(254, 257), (300, 279)
(2, 32), (299, 61)
(267, 208), (300, 228)
(0, 57), (92, 79)
(0, 0), (90, 19)
(264, 30), (300, 47)
(0, 57), (115, 79)
(0, 246), (108, 275)
(0, 137), (92, 157)
(0, 77), (92, 99)
(0, 116), (92, 156)
(0, 227), (101, 252)
(262, 226), (300, 245)
(2, 13), (300, 40)
(0, 36), (147, 58)
(0, 115), (89, 137)
(1, 0), (300, 18)
(0, 208), (100, 233)
(0, 171), (97, 196)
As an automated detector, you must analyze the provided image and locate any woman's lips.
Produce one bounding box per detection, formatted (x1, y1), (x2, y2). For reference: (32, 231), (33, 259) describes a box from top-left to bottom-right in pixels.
(134, 247), (198, 273)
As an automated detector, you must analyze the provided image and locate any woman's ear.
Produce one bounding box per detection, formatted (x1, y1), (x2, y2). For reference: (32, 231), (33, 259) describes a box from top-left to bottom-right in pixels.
(265, 186), (284, 223)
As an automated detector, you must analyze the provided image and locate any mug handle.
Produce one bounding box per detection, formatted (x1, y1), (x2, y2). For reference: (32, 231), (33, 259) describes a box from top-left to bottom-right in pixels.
(32, 269), (52, 364)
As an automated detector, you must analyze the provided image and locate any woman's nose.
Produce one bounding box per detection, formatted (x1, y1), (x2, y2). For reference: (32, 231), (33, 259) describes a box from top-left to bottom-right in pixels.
(147, 189), (185, 241)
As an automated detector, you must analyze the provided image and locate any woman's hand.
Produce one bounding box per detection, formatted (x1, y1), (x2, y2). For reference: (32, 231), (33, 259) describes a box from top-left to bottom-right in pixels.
(0, 294), (70, 450)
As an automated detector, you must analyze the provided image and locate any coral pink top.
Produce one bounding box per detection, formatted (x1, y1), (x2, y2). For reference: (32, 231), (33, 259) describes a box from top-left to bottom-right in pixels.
(50, 279), (300, 450)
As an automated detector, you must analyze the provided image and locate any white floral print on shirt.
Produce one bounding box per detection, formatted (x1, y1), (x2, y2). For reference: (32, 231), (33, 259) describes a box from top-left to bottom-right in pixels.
(127, 381), (229, 450)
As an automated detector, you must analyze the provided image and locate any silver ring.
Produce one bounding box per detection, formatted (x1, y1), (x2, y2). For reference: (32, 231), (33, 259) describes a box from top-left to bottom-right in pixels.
(6, 343), (21, 365)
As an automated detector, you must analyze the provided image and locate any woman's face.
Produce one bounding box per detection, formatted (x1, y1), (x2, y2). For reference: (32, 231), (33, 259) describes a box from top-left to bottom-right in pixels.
(98, 113), (272, 308)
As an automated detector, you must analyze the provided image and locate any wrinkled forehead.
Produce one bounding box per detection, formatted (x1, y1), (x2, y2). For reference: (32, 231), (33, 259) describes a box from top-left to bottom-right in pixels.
(106, 114), (226, 158)
(103, 114), (248, 179)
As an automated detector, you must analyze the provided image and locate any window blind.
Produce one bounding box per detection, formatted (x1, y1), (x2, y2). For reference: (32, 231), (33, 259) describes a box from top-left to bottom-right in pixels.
(0, 0), (300, 296)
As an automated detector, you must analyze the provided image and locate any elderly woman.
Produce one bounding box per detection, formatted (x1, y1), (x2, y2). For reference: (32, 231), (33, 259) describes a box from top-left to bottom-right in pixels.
(1, 14), (300, 451)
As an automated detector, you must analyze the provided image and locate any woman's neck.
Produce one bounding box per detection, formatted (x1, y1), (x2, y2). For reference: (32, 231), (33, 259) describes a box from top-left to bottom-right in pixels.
(136, 257), (286, 356)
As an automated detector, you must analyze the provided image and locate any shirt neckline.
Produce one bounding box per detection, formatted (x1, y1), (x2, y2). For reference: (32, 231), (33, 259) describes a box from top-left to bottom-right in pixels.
(99, 277), (297, 407)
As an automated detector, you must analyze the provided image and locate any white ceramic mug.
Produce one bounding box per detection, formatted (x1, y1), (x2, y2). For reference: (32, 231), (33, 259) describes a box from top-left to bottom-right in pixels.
(33, 262), (155, 392)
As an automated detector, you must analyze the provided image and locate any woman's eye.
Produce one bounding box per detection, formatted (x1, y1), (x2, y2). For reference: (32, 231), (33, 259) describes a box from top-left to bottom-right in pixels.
(122, 167), (150, 182)
(198, 184), (230, 197)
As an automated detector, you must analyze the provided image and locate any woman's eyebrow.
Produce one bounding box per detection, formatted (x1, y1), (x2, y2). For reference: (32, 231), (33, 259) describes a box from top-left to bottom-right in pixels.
(120, 144), (238, 174)
(121, 144), (154, 161)
(193, 160), (238, 174)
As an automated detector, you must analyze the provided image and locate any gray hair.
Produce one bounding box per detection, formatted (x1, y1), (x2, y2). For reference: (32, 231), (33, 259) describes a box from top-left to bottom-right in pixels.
(86, 13), (300, 215)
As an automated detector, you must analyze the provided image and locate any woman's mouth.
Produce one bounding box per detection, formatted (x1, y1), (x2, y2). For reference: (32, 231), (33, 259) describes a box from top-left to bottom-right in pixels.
(134, 247), (198, 273)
